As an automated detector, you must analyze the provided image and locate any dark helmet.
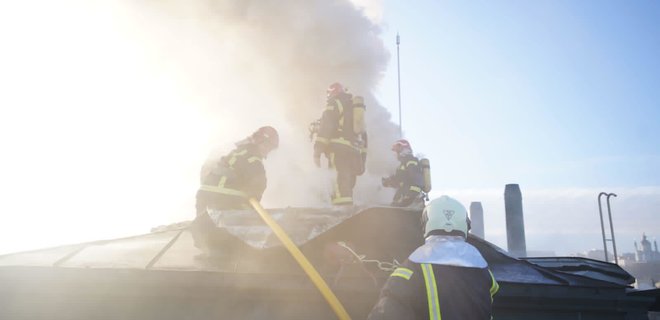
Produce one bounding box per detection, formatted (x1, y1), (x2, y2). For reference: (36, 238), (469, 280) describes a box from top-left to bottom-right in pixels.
(327, 82), (344, 98)
(391, 139), (412, 154)
(252, 126), (279, 149)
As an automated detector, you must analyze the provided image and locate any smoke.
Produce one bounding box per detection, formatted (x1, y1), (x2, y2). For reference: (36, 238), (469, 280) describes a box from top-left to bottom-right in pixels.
(0, 0), (400, 253)
(122, 0), (401, 207)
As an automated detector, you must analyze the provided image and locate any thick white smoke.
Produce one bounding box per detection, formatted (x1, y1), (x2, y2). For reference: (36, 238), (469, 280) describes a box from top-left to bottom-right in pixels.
(0, 0), (400, 253)
(124, 0), (401, 207)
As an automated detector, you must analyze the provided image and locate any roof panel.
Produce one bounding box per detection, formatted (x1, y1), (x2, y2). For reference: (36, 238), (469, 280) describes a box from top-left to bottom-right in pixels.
(210, 206), (358, 249)
(59, 231), (180, 269)
(0, 244), (83, 267)
(150, 230), (230, 271)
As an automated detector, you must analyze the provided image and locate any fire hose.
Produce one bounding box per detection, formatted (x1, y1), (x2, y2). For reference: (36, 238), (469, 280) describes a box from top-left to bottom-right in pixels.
(248, 198), (352, 320)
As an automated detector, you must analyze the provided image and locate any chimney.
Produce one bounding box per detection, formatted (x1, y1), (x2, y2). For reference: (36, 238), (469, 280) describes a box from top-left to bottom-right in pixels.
(504, 184), (527, 257)
(469, 202), (485, 239)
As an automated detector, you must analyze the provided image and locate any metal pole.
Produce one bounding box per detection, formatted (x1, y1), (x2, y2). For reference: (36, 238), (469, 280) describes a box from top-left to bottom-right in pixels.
(606, 193), (618, 264)
(396, 33), (402, 138)
(597, 192), (608, 262)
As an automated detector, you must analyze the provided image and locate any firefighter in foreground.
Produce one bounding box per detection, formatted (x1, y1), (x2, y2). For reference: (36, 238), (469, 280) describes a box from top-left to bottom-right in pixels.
(313, 82), (367, 205)
(191, 126), (279, 249)
(367, 195), (499, 320)
(382, 139), (427, 208)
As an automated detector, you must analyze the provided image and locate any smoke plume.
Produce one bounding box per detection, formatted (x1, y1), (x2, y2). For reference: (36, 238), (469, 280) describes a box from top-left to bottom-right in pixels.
(124, 0), (400, 207)
(0, 0), (400, 252)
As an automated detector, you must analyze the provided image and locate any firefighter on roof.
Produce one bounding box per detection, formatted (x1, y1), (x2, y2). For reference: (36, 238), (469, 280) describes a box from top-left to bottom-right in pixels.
(192, 126), (279, 249)
(313, 82), (366, 206)
(368, 195), (499, 320)
(382, 139), (427, 208)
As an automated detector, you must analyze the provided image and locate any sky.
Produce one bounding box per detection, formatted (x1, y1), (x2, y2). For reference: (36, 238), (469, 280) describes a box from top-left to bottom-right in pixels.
(0, 0), (658, 257)
(377, 0), (660, 189)
(373, 0), (660, 255)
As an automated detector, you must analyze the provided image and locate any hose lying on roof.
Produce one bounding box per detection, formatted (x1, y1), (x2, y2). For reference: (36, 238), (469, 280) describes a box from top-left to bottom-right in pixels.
(248, 198), (352, 320)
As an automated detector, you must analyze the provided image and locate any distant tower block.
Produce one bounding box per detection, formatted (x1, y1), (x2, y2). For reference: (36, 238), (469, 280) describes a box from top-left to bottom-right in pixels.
(469, 202), (485, 239)
(504, 184), (527, 257)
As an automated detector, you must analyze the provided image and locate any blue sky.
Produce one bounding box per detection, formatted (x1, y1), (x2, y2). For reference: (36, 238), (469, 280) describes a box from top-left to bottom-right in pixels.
(368, 1), (660, 255)
(376, 0), (660, 190)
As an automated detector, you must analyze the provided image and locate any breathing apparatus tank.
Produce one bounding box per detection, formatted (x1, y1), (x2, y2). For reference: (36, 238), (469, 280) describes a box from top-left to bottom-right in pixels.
(352, 95), (367, 176)
(420, 158), (432, 193)
(352, 95), (366, 136)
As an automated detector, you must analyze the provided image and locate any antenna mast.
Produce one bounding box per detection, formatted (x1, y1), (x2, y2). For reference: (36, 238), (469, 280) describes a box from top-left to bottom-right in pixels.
(396, 33), (402, 138)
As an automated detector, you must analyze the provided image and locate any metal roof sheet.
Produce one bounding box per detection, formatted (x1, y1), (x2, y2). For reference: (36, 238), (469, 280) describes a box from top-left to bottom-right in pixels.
(0, 206), (637, 288)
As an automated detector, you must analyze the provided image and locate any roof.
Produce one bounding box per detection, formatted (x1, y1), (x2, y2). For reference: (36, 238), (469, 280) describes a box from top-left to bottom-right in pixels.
(0, 206), (636, 287)
(0, 206), (655, 320)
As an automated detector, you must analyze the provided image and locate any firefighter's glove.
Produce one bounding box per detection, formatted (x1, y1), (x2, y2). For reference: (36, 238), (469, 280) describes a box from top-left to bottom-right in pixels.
(381, 177), (391, 187)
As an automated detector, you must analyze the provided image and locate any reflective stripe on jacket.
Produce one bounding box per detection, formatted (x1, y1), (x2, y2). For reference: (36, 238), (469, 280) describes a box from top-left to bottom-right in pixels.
(367, 260), (498, 320)
(314, 92), (358, 155)
(387, 154), (424, 205)
(199, 144), (266, 201)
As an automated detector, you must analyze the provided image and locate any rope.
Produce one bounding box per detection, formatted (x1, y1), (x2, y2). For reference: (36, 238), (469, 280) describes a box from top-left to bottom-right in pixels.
(336, 241), (401, 272)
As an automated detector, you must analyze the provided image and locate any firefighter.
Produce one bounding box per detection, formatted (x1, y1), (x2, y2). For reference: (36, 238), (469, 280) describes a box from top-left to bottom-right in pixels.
(192, 126), (279, 250)
(382, 139), (424, 208)
(367, 195), (499, 320)
(313, 82), (365, 206)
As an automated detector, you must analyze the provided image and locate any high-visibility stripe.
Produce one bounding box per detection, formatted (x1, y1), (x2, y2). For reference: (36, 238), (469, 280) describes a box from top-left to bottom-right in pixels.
(409, 185), (422, 193)
(199, 149), (254, 198)
(199, 185), (247, 197)
(333, 181), (341, 199)
(489, 270), (499, 299)
(217, 175), (227, 188)
(316, 137), (329, 144)
(329, 152), (336, 170)
(330, 138), (360, 153)
(332, 196), (353, 205)
(421, 264), (442, 320)
(227, 149), (248, 168)
(330, 137), (353, 147)
(406, 160), (418, 167)
(326, 105), (335, 111)
(391, 267), (413, 280)
(336, 99), (344, 129)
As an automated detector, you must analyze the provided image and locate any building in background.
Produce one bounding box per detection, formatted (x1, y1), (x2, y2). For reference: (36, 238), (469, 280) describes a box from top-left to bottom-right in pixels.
(634, 234), (660, 263)
(584, 249), (613, 261)
(620, 233), (660, 290)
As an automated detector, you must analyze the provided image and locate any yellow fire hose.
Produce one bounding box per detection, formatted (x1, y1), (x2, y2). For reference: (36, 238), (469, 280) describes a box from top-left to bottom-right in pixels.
(248, 198), (352, 320)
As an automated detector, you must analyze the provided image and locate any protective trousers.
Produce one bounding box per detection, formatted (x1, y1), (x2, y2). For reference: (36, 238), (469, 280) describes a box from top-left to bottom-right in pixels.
(329, 146), (359, 205)
(393, 187), (424, 208)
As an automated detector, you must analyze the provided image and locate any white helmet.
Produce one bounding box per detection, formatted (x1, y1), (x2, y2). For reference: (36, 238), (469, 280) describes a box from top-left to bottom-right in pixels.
(422, 195), (470, 238)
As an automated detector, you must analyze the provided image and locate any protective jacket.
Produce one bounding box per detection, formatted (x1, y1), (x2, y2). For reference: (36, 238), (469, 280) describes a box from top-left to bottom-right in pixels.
(385, 153), (424, 207)
(192, 143), (267, 254)
(197, 143), (266, 212)
(368, 236), (498, 320)
(314, 92), (361, 205)
(314, 92), (359, 156)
